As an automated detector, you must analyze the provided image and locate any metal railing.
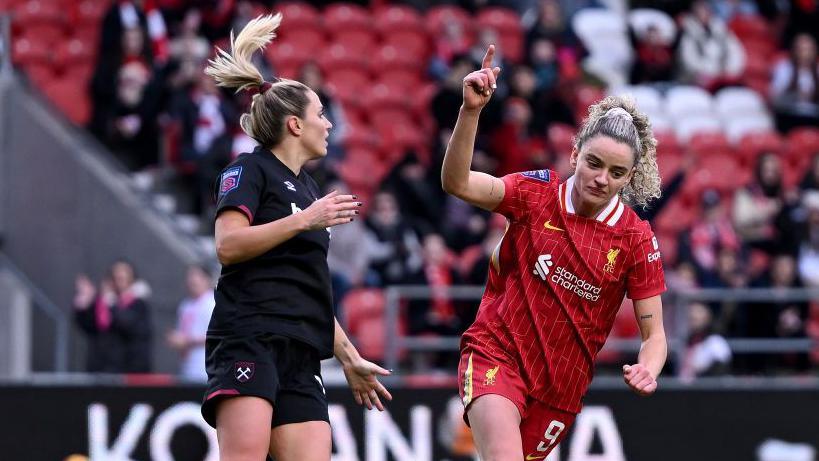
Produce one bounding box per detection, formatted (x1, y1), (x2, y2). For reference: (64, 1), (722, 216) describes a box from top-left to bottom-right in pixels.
(381, 285), (819, 375)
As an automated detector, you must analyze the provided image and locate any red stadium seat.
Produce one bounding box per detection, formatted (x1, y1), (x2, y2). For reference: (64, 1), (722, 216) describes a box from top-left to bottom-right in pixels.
(498, 30), (525, 64)
(265, 39), (314, 73)
(343, 123), (381, 151)
(683, 152), (745, 201)
(342, 288), (400, 361)
(475, 7), (521, 36)
(62, 61), (94, 86)
(381, 29), (429, 62)
(376, 68), (421, 90)
(654, 129), (682, 157)
(371, 43), (418, 73)
(331, 29), (377, 56)
(408, 82), (438, 123)
(41, 77), (91, 124)
(21, 62), (54, 88)
(326, 68), (372, 107)
(373, 4), (424, 35)
(337, 148), (389, 191)
(362, 81), (410, 111)
(729, 14), (772, 42)
(786, 127), (819, 158)
(71, 0), (109, 27)
(688, 132), (731, 156)
(425, 4), (472, 35)
(736, 131), (784, 167)
(11, 35), (50, 67)
(656, 148), (683, 179)
(655, 197), (696, 234)
(277, 28), (326, 53)
(12, 0), (64, 38)
(323, 3), (371, 32)
(53, 38), (94, 72)
(275, 2), (321, 29)
(318, 43), (368, 74)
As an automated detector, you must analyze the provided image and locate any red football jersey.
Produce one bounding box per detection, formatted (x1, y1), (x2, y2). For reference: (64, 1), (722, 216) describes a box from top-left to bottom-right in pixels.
(461, 169), (666, 413)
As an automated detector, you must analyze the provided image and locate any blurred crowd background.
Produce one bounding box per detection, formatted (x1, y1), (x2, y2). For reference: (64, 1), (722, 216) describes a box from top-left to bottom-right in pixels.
(4, 0), (819, 381)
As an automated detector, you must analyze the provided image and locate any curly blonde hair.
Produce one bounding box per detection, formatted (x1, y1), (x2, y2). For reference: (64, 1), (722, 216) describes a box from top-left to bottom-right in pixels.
(573, 95), (661, 210)
(205, 13), (312, 148)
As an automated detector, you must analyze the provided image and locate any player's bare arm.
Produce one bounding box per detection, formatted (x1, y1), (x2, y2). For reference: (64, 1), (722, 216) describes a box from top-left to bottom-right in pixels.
(333, 319), (393, 411)
(623, 295), (667, 396)
(215, 191), (360, 265)
(441, 44), (506, 212)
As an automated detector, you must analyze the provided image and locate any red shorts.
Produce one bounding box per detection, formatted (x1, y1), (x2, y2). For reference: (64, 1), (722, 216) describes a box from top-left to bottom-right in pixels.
(457, 345), (576, 459)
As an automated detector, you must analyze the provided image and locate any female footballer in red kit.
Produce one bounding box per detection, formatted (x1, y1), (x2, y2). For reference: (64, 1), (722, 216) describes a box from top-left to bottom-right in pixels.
(442, 45), (668, 460)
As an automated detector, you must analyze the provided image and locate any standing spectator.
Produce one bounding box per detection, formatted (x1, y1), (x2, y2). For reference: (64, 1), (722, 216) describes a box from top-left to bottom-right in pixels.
(166, 265), (215, 382)
(365, 190), (424, 286)
(733, 153), (795, 255)
(383, 151), (444, 234)
(489, 97), (549, 175)
(73, 260), (153, 373)
(797, 191), (819, 287)
(168, 8), (211, 89)
(629, 23), (678, 84)
(678, 0), (745, 89)
(770, 33), (819, 132)
(689, 188), (741, 274)
(680, 302), (732, 380)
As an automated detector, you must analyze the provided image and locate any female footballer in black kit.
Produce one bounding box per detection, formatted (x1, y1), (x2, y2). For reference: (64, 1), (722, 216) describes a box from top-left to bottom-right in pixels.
(200, 14), (392, 461)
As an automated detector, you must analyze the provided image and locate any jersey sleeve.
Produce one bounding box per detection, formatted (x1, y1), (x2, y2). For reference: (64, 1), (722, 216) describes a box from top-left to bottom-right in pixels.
(215, 158), (264, 223)
(493, 169), (555, 221)
(625, 225), (666, 300)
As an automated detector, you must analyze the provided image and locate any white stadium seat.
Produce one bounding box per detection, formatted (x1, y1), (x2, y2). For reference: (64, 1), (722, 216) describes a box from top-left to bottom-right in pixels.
(725, 114), (775, 143)
(610, 85), (664, 114)
(714, 87), (767, 119)
(666, 85), (714, 119)
(628, 8), (677, 44)
(674, 114), (723, 143)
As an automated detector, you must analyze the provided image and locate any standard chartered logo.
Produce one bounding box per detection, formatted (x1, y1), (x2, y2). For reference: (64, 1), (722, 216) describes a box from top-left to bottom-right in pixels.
(534, 254), (601, 301)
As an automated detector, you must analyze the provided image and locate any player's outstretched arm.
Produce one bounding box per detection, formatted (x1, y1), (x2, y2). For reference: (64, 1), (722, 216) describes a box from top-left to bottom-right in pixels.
(333, 318), (393, 411)
(623, 295), (667, 396)
(215, 191), (360, 265)
(441, 45), (506, 212)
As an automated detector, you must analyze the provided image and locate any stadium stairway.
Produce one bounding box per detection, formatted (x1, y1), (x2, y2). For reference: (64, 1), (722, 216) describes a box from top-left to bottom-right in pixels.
(0, 62), (214, 374)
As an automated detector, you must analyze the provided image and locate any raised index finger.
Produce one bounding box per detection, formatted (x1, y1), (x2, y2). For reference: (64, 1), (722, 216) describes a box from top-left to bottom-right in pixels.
(482, 44), (495, 69)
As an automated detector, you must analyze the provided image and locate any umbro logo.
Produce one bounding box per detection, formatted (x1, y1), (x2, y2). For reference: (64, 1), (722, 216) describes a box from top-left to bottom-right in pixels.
(533, 254), (553, 280)
(284, 181), (296, 192)
(544, 220), (564, 232)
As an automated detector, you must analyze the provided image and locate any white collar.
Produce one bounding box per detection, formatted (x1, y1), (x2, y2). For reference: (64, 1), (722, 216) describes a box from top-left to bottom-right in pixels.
(559, 175), (624, 227)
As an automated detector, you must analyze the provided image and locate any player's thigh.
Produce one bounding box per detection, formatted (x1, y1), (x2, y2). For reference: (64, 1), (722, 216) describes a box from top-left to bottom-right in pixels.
(466, 394), (524, 461)
(269, 421), (331, 461)
(519, 402), (576, 460)
(215, 396), (273, 460)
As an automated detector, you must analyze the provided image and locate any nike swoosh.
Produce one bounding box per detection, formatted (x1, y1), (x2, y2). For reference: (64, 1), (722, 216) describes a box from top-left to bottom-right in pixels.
(526, 454), (547, 460)
(544, 220), (564, 232)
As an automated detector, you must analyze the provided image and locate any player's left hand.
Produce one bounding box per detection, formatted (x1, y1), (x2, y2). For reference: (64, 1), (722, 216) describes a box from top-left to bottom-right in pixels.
(343, 358), (393, 411)
(622, 364), (657, 396)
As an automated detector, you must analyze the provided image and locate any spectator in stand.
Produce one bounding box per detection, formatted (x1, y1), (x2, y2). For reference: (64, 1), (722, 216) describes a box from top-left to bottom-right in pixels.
(299, 62), (347, 163)
(170, 68), (236, 215)
(744, 254), (809, 373)
(383, 151), (444, 235)
(629, 23), (679, 84)
(489, 97), (549, 176)
(429, 21), (472, 81)
(797, 191), (819, 287)
(365, 190), (424, 286)
(680, 302), (732, 380)
(325, 180), (378, 318)
(523, 0), (583, 55)
(799, 153), (819, 193)
(432, 55), (479, 143)
(770, 33), (819, 132)
(167, 265), (215, 382)
(678, 0), (745, 90)
(168, 9), (210, 89)
(700, 247), (748, 335)
(733, 152), (798, 255)
(73, 260), (153, 373)
(521, 41), (577, 132)
(90, 24), (162, 170)
(406, 233), (462, 336)
(689, 188), (741, 275)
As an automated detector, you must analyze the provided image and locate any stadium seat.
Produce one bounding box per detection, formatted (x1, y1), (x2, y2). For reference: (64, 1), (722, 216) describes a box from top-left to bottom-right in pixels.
(655, 230), (679, 266)
(628, 9), (676, 44)
(665, 85), (714, 119)
(729, 14), (770, 40)
(654, 129), (682, 157)
(323, 3), (371, 32)
(332, 29), (377, 56)
(342, 123), (381, 151)
(278, 28), (326, 53)
(573, 84), (605, 120)
(20, 62), (54, 88)
(326, 68), (372, 106)
(610, 84), (663, 114)
(740, 36), (777, 60)
(784, 127), (819, 173)
(373, 4), (423, 35)
(376, 68), (421, 90)
(41, 77), (90, 125)
(381, 29), (429, 63)
(572, 8), (627, 41)
(12, 0), (64, 37)
(714, 87), (766, 119)
(655, 148), (683, 178)
(425, 4), (471, 36)
(11, 35), (51, 67)
(342, 288), (403, 361)
(689, 132), (731, 154)
(338, 148), (389, 192)
(53, 38), (94, 72)
(736, 131), (784, 167)
(265, 39), (314, 72)
(724, 115), (775, 144)
(70, 0), (108, 27)
(371, 43), (418, 73)
(275, 2), (321, 29)
(655, 196), (697, 233)
(476, 7), (520, 35)
(674, 115), (722, 143)
(318, 43), (368, 74)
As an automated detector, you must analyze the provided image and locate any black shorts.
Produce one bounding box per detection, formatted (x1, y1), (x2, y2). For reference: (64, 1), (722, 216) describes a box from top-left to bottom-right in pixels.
(201, 333), (329, 428)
